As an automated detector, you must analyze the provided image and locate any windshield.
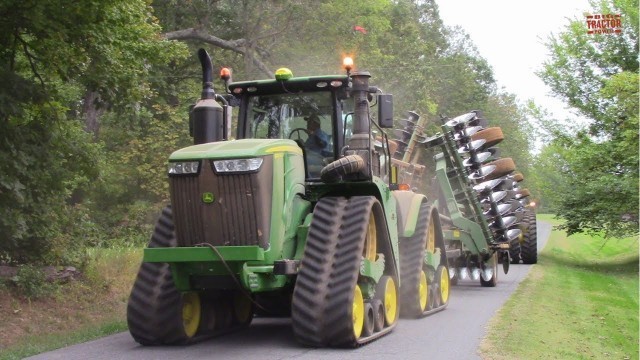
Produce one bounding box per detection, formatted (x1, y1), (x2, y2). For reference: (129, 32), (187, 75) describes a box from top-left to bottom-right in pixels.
(247, 92), (333, 138)
(247, 91), (335, 178)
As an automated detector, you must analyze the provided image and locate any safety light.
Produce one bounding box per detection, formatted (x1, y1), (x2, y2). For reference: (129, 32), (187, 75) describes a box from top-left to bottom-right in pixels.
(398, 183), (410, 191)
(343, 56), (354, 72)
(220, 67), (231, 81)
(168, 161), (200, 175)
(212, 158), (263, 174)
(275, 68), (293, 81)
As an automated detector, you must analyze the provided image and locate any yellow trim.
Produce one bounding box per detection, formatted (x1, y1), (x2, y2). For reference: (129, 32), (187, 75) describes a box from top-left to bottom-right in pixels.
(265, 145), (303, 155)
(440, 267), (450, 304)
(383, 277), (398, 325)
(352, 285), (365, 338)
(419, 270), (428, 311)
(182, 292), (201, 338)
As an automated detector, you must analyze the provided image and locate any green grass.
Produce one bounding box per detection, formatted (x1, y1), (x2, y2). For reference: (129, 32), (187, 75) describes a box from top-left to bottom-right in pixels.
(0, 321), (128, 360)
(481, 215), (639, 360)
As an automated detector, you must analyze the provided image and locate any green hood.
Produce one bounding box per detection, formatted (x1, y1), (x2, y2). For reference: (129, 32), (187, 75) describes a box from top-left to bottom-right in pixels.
(169, 139), (302, 160)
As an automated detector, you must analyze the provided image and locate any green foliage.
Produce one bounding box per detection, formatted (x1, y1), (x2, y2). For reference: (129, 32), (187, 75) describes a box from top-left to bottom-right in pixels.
(0, 0), (187, 264)
(535, 0), (639, 238)
(11, 265), (55, 299)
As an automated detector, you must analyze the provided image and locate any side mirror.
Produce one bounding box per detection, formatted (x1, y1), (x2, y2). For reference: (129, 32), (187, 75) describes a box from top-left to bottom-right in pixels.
(377, 94), (393, 128)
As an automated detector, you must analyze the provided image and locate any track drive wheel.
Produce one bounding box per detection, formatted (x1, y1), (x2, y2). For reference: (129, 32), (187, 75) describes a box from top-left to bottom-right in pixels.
(436, 265), (450, 306)
(376, 275), (398, 326)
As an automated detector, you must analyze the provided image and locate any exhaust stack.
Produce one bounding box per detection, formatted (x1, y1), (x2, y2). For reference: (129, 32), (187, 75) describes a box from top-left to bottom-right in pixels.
(190, 49), (225, 145)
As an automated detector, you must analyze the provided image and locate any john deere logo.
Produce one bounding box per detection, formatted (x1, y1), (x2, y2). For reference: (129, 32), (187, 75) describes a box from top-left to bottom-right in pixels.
(202, 192), (215, 204)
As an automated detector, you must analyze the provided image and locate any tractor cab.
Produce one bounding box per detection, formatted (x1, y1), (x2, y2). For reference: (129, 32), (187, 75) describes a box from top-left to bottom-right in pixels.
(227, 72), (351, 179)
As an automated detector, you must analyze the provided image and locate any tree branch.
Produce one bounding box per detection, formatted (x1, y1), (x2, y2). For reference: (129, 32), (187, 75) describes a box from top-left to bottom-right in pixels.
(163, 28), (273, 77)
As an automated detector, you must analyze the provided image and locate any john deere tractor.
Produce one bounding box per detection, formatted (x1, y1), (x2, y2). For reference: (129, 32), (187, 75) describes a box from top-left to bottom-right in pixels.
(126, 50), (451, 348)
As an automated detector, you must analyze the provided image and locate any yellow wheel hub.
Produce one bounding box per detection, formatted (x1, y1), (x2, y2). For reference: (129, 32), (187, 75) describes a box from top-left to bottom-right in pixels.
(363, 213), (378, 262)
(383, 277), (398, 325)
(182, 292), (201, 338)
(352, 285), (365, 338)
(440, 267), (450, 304)
(418, 270), (428, 311)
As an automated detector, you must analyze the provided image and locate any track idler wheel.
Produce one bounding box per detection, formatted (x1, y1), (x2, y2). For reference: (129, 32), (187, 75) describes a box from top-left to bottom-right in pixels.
(436, 265), (450, 306)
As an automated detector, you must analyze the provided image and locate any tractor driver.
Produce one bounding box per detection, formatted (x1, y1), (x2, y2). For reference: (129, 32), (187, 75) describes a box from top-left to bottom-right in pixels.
(304, 114), (331, 168)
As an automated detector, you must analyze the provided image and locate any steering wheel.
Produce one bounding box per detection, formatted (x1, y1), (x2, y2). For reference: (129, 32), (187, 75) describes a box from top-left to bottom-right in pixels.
(288, 127), (310, 141)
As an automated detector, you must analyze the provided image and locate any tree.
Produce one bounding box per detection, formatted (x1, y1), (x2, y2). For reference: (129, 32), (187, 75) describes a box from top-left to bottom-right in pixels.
(0, 0), (186, 264)
(537, 0), (638, 237)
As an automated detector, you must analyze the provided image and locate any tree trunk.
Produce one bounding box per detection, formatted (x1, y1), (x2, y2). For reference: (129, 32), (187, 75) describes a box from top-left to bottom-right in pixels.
(82, 90), (105, 140)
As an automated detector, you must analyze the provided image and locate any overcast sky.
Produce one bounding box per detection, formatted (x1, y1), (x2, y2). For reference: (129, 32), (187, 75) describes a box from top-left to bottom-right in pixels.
(436, 0), (592, 120)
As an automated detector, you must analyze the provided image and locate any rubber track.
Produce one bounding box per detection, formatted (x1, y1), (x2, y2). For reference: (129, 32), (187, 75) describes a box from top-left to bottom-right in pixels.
(293, 196), (397, 348)
(520, 210), (538, 264)
(127, 206), (189, 345)
(291, 197), (348, 346)
(399, 203), (430, 318)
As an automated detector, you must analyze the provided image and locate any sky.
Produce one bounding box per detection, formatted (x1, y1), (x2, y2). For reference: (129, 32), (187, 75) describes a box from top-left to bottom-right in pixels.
(436, 0), (592, 121)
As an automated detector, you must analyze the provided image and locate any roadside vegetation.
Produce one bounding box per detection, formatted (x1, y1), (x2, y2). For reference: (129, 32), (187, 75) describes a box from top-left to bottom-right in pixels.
(0, 248), (140, 359)
(481, 214), (639, 360)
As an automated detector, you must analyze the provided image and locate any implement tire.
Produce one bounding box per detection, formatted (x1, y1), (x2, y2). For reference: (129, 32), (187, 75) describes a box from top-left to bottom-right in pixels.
(520, 210), (538, 264)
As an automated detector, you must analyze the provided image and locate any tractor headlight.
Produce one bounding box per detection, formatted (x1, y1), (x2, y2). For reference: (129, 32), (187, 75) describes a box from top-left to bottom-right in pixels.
(168, 161), (200, 175)
(213, 158), (263, 174)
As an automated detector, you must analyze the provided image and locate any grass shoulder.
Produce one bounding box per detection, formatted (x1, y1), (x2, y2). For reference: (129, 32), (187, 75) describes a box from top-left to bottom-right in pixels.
(481, 216), (639, 359)
(0, 248), (142, 360)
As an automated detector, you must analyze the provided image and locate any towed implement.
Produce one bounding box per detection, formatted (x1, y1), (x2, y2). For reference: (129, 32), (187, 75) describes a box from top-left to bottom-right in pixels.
(127, 51), (451, 348)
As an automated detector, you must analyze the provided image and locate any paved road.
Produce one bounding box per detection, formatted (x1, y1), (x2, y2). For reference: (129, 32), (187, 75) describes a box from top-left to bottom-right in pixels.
(29, 221), (551, 360)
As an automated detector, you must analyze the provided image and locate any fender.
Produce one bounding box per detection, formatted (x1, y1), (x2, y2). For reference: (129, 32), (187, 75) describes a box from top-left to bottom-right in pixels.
(392, 191), (427, 237)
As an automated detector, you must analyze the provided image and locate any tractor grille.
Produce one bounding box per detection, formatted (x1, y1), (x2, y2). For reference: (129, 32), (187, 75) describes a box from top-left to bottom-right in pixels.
(170, 156), (273, 249)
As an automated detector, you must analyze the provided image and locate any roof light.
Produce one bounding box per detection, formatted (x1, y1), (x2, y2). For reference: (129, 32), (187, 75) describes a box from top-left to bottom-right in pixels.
(275, 68), (293, 81)
(343, 57), (354, 72)
(220, 67), (231, 81)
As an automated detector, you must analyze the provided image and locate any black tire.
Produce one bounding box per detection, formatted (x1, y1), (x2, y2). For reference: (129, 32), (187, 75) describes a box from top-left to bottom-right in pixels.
(509, 237), (522, 264)
(520, 210), (538, 264)
(320, 155), (364, 183)
(480, 253), (498, 287)
(399, 203), (430, 318)
(126, 206), (195, 345)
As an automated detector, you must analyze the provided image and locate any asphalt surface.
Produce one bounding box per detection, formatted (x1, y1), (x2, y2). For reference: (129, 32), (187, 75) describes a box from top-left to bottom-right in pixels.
(28, 221), (551, 360)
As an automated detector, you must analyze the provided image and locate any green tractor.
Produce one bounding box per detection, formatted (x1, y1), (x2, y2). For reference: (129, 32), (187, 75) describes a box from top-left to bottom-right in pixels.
(126, 50), (451, 348)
